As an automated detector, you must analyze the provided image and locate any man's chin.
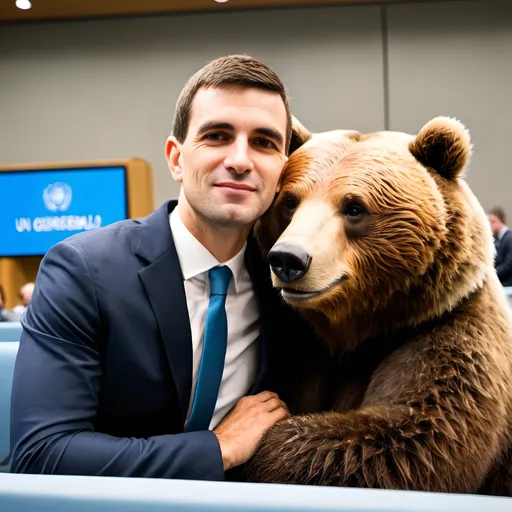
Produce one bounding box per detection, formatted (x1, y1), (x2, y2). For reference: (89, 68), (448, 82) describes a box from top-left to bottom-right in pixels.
(210, 205), (260, 228)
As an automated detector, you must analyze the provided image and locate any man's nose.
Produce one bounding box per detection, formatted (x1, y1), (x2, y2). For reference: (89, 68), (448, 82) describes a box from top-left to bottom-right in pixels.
(224, 139), (254, 174)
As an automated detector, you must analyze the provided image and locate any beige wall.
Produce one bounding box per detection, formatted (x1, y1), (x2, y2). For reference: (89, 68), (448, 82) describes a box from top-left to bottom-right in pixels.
(387, 0), (512, 211)
(0, 0), (510, 213)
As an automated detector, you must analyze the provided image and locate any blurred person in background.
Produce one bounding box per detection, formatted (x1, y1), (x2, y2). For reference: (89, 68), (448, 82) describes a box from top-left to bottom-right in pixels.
(0, 284), (8, 321)
(12, 282), (34, 315)
(0, 284), (19, 322)
(487, 206), (512, 286)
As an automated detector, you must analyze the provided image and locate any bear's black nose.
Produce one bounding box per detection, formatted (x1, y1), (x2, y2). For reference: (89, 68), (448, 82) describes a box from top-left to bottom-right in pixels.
(268, 242), (312, 283)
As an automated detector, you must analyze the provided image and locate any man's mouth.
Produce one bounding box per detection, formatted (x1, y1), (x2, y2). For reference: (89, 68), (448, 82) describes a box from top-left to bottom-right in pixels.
(215, 182), (256, 192)
(279, 275), (347, 302)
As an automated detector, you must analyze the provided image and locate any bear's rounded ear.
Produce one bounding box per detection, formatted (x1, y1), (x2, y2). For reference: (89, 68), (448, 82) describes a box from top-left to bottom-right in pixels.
(409, 116), (472, 180)
(288, 115), (312, 155)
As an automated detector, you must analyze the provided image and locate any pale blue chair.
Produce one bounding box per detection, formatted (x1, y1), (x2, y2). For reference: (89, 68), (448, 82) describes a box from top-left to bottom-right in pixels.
(0, 342), (19, 471)
(0, 323), (22, 343)
(0, 474), (510, 511)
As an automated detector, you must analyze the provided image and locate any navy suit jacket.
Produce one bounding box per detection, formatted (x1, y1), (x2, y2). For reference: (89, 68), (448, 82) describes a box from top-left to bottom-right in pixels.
(495, 229), (512, 287)
(10, 201), (323, 480)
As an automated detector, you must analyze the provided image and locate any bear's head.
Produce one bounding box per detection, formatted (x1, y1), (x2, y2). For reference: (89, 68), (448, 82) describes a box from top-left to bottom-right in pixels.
(256, 117), (495, 347)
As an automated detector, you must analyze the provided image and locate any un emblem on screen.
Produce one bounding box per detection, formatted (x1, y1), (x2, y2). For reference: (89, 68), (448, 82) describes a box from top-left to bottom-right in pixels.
(43, 182), (72, 212)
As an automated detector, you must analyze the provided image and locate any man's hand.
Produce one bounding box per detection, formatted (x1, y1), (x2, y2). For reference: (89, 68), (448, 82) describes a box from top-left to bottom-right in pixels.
(213, 391), (290, 471)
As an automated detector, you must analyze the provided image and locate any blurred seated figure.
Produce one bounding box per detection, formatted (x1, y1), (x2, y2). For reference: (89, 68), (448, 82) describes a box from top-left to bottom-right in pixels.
(487, 207), (512, 286)
(0, 285), (19, 322)
(0, 285), (8, 322)
(12, 282), (34, 316)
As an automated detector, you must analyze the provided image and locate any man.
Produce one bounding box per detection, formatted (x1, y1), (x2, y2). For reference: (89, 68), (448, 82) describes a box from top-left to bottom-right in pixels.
(10, 55), (320, 480)
(0, 284), (19, 322)
(0, 284), (10, 322)
(488, 206), (512, 286)
(12, 282), (34, 315)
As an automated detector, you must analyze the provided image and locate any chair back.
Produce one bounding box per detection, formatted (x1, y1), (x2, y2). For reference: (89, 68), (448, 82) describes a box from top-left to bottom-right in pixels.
(0, 342), (19, 469)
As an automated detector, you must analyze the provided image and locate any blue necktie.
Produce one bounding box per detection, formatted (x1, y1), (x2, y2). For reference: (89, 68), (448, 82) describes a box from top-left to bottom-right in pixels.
(186, 265), (232, 432)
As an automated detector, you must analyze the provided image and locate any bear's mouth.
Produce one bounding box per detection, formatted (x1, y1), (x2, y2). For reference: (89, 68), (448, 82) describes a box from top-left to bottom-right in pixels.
(279, 275), (346, 303)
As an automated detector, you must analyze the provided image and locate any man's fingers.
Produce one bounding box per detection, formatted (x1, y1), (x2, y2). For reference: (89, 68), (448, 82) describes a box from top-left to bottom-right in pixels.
(263, 397), (288, 412)
(269, 406), (290, 424)
(255, 391), (279, 402)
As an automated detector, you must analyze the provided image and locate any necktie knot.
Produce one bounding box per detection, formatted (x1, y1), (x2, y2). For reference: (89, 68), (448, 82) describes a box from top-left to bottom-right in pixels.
(209, 266), (232, 296)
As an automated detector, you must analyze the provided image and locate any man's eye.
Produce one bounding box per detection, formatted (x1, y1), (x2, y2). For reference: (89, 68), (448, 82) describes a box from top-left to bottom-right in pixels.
(254, 138), (276, 149)
(205, 132), (228, 142)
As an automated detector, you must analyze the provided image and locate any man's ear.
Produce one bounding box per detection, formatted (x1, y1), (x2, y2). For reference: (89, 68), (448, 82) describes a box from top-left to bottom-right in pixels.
(165, 136), (184, 183)
(288, 115), (312, 155)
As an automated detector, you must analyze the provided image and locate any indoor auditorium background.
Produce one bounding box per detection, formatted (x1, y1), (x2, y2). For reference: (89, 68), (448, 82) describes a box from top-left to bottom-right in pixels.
(0, 0), (511, 510)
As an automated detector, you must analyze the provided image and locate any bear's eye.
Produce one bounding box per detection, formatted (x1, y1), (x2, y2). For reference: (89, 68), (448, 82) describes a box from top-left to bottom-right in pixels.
(343, 202), (366, 218)
(282, 194), (299, 213)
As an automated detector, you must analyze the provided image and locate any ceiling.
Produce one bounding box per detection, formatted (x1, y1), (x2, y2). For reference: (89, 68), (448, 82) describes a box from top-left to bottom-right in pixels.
(1, 0), (439, 23)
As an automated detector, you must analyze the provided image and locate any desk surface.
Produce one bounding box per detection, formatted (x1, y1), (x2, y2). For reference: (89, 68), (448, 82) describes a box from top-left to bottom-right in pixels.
(0, 474), (511, 512)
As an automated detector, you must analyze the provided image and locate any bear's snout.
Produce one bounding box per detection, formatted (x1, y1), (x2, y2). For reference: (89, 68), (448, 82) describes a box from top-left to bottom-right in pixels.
(268, 242), (312, 283)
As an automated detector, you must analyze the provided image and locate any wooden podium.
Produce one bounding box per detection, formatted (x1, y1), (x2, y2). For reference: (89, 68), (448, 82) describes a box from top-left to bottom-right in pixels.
(0, 158), (154, 309)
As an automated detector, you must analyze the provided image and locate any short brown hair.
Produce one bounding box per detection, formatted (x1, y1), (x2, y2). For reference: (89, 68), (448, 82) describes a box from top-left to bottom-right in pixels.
(171, 55), (292, 152)
(488, 206), (506, 224)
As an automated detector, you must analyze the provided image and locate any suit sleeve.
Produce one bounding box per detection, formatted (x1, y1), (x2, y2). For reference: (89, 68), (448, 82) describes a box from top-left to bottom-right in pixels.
(10, 240), (224, 480)
(496, 235), (512, 282)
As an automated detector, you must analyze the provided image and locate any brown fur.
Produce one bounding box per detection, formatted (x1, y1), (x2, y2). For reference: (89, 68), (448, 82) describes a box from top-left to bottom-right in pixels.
(248, 117), (512, 495)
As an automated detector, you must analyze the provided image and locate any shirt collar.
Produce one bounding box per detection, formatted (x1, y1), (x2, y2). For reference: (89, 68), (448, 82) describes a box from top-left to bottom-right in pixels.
(169, 207), (247, 293)
(498, 226), (509, 240)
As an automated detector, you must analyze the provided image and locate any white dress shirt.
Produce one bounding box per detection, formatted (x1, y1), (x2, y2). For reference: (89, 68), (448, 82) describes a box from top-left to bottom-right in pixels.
(498, 226), (509, 241)
(169, 208), (260, 430)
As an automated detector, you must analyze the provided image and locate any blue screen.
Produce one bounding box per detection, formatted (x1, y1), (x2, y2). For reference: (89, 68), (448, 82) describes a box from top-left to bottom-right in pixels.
(0, 166), (127, 256)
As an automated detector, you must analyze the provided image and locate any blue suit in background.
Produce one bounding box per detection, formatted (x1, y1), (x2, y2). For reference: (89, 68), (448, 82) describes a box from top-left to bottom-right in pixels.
(494, 229), (512, 286)
(10, 201), (324, 480)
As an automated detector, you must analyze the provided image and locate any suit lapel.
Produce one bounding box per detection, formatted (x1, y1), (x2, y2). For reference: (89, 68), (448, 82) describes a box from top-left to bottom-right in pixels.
(134, 204), (275, 412)
(135, 201), (192, 423)
(496, 230), (510, 263)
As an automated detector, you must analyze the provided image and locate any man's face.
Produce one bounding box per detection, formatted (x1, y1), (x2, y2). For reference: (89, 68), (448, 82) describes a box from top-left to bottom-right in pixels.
(488, 214), (502, 237)
(167, 86), (288, 230)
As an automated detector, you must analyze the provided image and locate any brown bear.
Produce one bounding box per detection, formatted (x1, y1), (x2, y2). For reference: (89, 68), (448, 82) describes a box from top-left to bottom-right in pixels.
(248, 116), (512, 496)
